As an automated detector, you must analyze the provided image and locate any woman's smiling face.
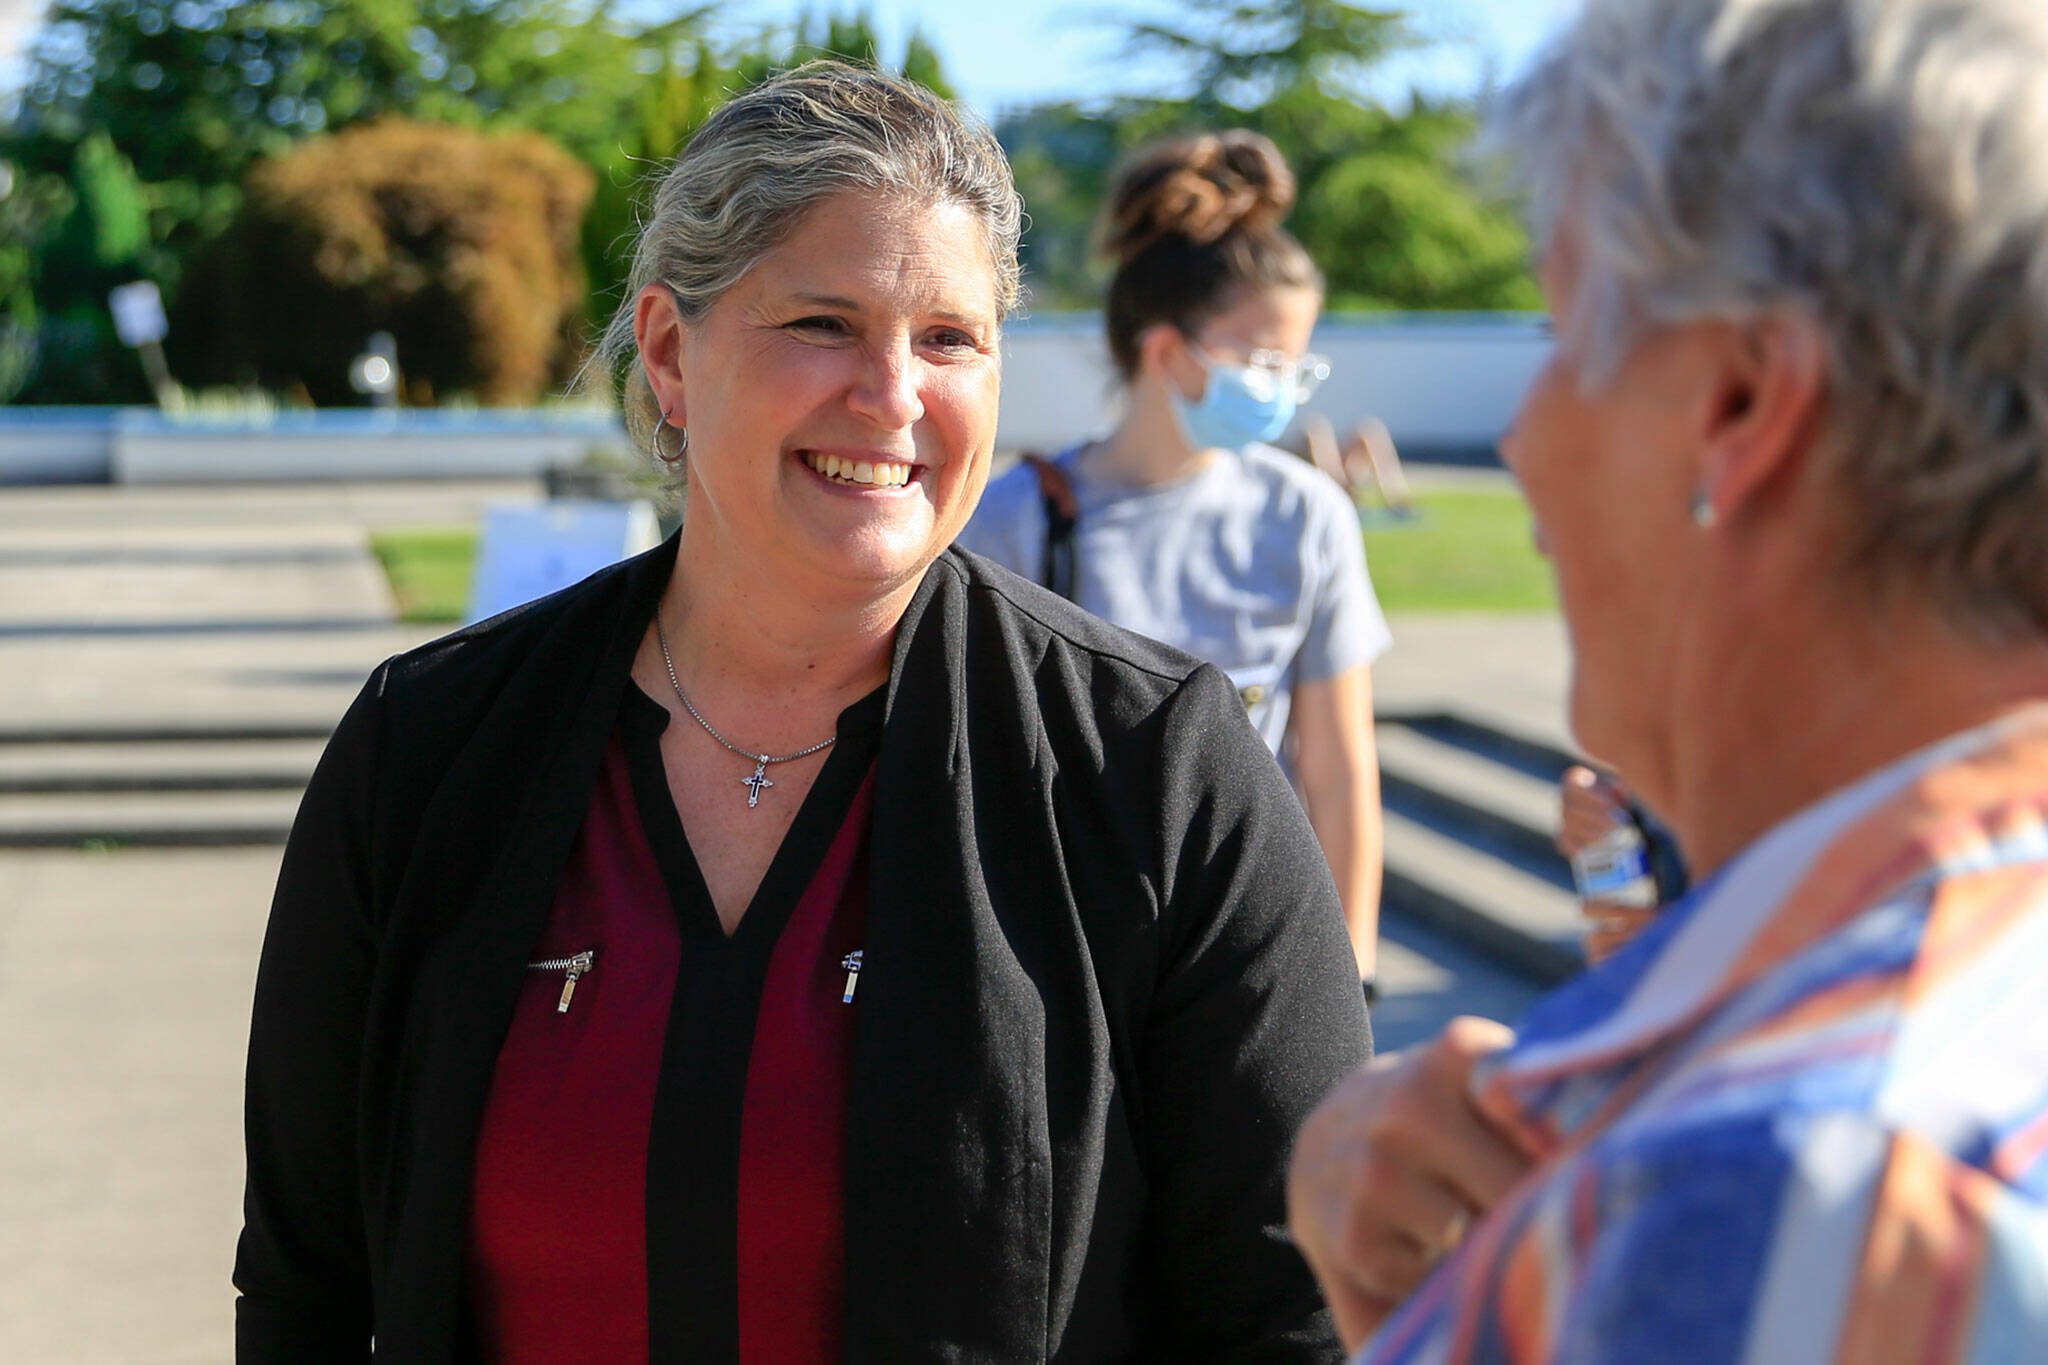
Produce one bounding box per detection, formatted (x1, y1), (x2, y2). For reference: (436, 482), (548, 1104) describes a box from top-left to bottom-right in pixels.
(639, 189), (1003, 601)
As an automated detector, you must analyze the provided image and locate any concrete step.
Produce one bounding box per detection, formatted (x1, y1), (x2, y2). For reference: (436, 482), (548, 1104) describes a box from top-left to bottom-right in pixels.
(0, 739), (324, 794)
(1376, 721), (1566, 879)
(0, 720), (338, 744)
(0, 790), (301, 848)
(1381, 709), (1580, 784)
(1380, 808), (1585, 985)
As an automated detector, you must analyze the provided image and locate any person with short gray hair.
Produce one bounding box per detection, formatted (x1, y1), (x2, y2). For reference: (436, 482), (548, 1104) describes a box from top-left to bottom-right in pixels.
(1287, 1), (2048, 1359)
(237, 59), (1367, 1361)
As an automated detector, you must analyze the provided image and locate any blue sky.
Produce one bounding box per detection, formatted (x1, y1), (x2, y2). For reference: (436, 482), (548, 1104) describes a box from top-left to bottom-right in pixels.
(715, 0), (1580, 120)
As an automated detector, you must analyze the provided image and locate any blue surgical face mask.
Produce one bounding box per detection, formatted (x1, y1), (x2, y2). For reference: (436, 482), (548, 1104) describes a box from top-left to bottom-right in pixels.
(1171, 354), (1298, 451)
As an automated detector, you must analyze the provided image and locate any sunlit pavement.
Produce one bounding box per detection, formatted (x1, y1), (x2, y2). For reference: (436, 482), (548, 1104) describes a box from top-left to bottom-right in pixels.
(0, 845), (1553, 1360)
(1372, 908), (1551, 1055)
(0, 477), (1568, 1355)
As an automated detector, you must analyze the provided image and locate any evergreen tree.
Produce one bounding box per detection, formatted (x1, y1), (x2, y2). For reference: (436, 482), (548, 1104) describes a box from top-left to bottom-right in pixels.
(43, 133), (152, 291)
(901, 28), (955, 100)
(1118, 0), (1411, 108)
(6, 0), (719, 189)
(1000, 2), (1537, 313)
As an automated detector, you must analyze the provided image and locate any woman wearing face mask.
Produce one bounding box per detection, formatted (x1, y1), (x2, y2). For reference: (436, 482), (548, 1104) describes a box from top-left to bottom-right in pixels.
(958, 129), (1391, 997)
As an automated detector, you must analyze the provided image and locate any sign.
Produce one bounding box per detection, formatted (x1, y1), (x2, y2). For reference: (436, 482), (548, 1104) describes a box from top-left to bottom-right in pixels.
(108, 281), (169, 348)
(468, 500), (662, 623)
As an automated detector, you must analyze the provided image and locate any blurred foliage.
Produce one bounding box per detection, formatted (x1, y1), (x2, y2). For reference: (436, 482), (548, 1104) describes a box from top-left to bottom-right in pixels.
(11, 133), (162, 401)
(901, 28), (954, 101)
(1003, 1), (1536, 312)
(1300, 151), (1540, 310)
(0, 0), (1532, 405)
(2, 1), (964, 403)
(1114, 0), (1412, 110)
(6, 0), (716, 187)
(172, 119), (593, 404)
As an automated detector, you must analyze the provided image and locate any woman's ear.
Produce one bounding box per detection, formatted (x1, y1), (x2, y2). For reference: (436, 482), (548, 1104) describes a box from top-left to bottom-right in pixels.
(1697, 309), (1830, 524)
(632, 283), (689, 425)
(1139, 323), (1206, 403)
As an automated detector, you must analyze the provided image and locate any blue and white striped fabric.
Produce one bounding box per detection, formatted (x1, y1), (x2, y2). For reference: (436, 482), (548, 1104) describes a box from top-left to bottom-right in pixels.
(1360, 708), (2048, 1363)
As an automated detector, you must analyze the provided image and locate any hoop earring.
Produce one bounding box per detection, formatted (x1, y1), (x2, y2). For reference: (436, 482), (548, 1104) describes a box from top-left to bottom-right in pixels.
(653, 407), (689, 464)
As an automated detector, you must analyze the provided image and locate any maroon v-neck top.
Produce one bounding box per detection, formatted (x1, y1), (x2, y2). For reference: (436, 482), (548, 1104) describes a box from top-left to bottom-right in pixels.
(466, 682), (880, 1362)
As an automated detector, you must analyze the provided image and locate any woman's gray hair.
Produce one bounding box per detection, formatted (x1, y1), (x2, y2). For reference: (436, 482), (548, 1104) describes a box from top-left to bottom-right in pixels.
(590, 60), (1023, 452)
(1490, 0), (2048, 641)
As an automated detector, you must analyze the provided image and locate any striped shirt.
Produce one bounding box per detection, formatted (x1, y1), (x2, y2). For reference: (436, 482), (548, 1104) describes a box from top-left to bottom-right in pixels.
(1362, 707), (2048, 1364)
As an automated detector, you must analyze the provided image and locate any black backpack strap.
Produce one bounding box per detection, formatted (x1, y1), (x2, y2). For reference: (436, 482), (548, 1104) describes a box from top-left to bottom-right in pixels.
(1019, 451), (1079, 601)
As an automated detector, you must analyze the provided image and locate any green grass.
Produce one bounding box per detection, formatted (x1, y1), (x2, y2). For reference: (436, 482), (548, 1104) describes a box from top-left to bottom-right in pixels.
(370, 525), (479, 623)
(1361, 489), (1557, 613)
(367, 490), (1555, 624)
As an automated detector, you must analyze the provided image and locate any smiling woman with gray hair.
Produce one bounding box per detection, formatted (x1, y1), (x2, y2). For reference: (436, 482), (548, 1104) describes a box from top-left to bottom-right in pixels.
(234, 60), (1368, 1362)
(1287, 1), (2048, 1359)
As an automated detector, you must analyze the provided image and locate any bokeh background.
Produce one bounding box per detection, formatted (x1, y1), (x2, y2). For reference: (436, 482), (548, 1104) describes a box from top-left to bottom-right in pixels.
(0, 0), (1572, 407)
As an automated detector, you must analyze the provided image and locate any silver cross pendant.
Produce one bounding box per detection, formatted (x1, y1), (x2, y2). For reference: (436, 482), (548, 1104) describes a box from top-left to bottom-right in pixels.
(741, 759), (773, 808)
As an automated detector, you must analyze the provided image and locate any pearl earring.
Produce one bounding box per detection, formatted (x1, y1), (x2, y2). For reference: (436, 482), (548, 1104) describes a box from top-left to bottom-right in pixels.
(1691, 492), (1718, 529)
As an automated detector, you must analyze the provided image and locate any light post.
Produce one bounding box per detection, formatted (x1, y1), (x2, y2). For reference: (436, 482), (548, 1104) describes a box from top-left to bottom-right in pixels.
(348, 331), (401, 408)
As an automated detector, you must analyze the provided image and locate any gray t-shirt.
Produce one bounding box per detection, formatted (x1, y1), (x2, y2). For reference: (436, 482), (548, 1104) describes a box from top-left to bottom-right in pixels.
(956, 443), (1392, 756)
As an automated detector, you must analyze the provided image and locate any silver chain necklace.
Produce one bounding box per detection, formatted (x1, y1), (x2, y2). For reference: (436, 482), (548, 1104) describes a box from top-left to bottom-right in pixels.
(654, 613), (836, 808)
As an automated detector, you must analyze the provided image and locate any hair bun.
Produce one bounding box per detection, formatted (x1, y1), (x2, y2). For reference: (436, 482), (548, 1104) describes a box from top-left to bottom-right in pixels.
(1102, 129), (1297, 265)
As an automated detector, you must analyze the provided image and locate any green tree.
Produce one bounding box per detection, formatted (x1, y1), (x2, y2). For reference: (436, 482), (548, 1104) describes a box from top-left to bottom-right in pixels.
(580, 40), (754, 329)
(4, 1), (967, 402)
(901, 27), (955, 100)
(1001, 2), (1537, 313)
(819, 13), (881, 68)
(6, 0), (718, 189)
(174, 118), (595, 405)
(11, 134), (160, 403)
(39, 133), (150, 294)
(0, 163), (59, 402)
(579, 18), (967, 330)
(8, 0), (420, 189)
(1297, 151), (1540, 310)
(1116, 0), (1411, 107)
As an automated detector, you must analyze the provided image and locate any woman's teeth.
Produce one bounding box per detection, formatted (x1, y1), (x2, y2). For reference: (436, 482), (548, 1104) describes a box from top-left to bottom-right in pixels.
(803, 451), (913, 488)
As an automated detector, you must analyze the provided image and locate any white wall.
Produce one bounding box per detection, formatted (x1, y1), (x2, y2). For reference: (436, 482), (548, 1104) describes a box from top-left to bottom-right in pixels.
(997, 313), (1550, 458)
(108, 409), (622, 483)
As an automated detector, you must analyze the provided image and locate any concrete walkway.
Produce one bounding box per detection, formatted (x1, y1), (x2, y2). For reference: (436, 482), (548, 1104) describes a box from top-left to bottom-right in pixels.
(0, 483), (549, 1359)
(1376, 613), (1572, 750)
(0, 848), (278, 1362)
(0, 479), (1576, 1358)
(0, 481), (536, 736)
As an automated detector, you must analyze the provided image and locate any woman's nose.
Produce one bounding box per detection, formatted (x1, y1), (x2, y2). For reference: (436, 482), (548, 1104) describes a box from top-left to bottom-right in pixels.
(848, 342), (927, 430)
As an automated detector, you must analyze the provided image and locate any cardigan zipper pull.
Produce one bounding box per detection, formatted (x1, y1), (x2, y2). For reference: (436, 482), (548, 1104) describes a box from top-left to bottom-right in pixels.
(556, 951), (595, 1013)
(840, 949), (863, 1004)
(525, 949), (597, 1014)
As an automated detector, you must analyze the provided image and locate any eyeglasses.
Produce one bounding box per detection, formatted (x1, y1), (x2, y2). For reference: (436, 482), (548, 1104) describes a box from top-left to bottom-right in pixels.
(1196, 344), (1333, 402)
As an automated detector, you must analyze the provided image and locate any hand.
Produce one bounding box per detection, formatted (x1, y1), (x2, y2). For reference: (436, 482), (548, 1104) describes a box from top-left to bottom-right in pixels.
(1287, 1017), (1533, 1352)
(1557, 764), (1631, 858)
(1558, 766), (1659, 964)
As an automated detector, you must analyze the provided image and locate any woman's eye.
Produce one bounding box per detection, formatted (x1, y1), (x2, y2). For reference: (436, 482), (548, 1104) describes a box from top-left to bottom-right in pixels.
(929, 329), (979, 351)
(787, 316), (850, 336)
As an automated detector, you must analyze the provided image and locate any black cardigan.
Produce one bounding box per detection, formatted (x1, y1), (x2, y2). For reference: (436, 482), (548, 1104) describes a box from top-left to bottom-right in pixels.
(236, 540), (1371, 1362)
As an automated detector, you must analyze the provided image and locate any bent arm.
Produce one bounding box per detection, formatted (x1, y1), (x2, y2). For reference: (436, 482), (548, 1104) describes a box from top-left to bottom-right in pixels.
(1142, 665), (1372, 1361)
(235, 674), (386, 1363)
(1291, 665), (1383, 982)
